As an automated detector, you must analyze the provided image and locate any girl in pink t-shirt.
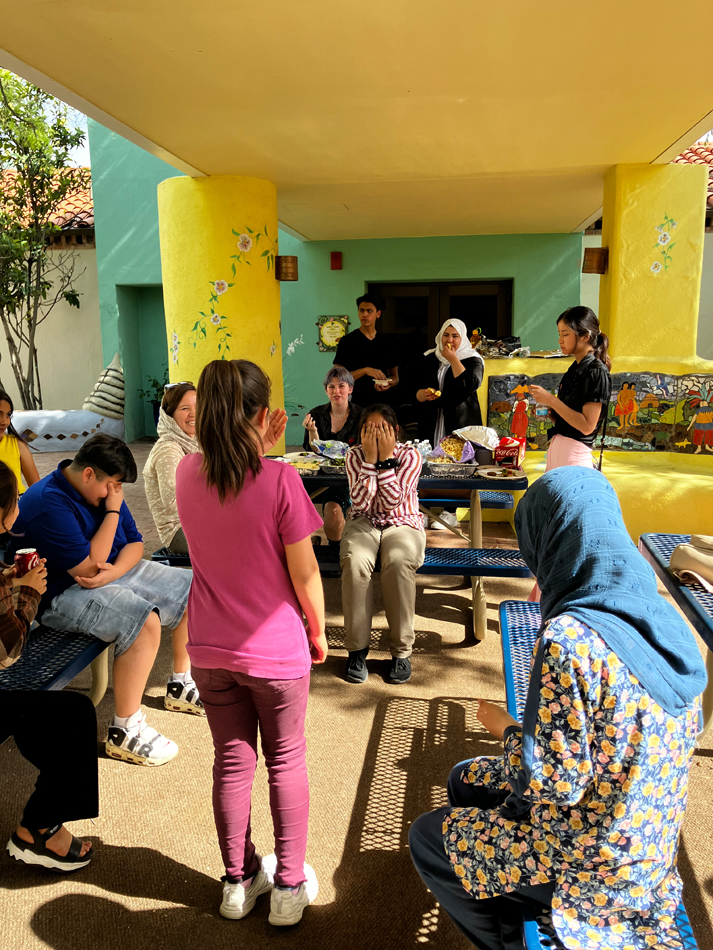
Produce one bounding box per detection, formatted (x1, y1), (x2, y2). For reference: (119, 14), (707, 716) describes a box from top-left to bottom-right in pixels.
(176, 359), (327, 928)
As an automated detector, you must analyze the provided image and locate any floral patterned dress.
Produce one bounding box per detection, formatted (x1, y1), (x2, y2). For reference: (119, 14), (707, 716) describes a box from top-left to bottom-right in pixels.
(443, 615), (699, 949)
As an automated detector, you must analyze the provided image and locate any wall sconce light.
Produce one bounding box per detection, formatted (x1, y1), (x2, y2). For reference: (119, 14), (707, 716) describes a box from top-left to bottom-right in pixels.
(330, 251), (343, 270)
(275, 256), (298, 281)
(582, 247), (608, 274)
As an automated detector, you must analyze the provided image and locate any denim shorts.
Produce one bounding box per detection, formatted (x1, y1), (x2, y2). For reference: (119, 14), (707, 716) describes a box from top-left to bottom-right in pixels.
(41, 559), (192, 657)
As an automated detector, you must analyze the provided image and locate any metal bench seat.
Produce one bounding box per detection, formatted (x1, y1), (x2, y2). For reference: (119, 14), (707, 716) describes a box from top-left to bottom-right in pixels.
(419, 490), (514, 511)
(314, 544), (531, 578)
(498, 600), (698, 950)
(0, 625), (108, 705)
(151, 546), (192, 567)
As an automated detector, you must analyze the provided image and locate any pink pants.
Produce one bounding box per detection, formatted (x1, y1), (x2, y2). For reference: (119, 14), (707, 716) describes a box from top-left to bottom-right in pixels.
(528, 436), (595, 602)
(545, 434), (595, 471)
(192, 666), (310, 886)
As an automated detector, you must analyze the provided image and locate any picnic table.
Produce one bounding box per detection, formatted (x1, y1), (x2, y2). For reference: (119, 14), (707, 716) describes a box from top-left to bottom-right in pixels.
(639, 533), (713, 736)
(300, 467), (528, 639)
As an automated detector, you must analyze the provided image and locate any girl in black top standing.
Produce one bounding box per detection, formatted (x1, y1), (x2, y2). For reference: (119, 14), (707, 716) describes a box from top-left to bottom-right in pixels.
(529, 307), (612, 471)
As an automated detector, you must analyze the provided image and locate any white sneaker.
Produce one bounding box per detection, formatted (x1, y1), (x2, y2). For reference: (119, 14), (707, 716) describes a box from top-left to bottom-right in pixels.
(105, 712), (178, 766)
(268, 862), (318, 926)
(165, 678), (205, 716)
(430, 511), (459, 529)
(220, 853), (275, 919)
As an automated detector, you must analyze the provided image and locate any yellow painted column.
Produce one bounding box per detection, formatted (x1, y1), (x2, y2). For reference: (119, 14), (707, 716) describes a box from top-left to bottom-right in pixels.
(599, 163), (707, 365)
(157, 174), (284, 418)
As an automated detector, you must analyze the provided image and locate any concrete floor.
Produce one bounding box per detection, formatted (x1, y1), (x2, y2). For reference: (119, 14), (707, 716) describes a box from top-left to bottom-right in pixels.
(0, 442), (711, 950)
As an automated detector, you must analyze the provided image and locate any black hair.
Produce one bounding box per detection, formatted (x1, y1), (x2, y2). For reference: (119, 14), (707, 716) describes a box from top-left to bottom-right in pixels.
(557, 306), (611, 370)
(71, 434), (138, 483)
(0, 390), (32, 447)
(358, 403), (400, 438)
(0, 460), (18, 535)
(356, 293), (383, 313)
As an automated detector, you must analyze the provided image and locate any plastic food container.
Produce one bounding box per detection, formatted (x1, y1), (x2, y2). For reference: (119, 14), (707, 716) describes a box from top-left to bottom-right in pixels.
(425, 461), (478, 477)
(321, 463), (348, 476)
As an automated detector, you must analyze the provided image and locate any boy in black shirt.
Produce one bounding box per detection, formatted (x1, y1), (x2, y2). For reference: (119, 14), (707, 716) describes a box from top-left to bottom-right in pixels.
(333, 294), (398, 407)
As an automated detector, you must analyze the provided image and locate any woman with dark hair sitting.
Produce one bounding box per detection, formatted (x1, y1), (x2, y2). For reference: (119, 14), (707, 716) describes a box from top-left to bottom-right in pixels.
(143, 382), (198, 555)
(341, 404), (425, 685)
(302, 366), (362, 544)
(0, 460), (98, 872)
(409, 468), (705, 950)
(0, 389), (40, 493)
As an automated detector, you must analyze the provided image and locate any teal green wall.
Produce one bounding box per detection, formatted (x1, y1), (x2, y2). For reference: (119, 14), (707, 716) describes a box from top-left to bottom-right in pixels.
(278, 231), (582, 443)
(89, 120), (583, 444)
(89, 119), (183, 439)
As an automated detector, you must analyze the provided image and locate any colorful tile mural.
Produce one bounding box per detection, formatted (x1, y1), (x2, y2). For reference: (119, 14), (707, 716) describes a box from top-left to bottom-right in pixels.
(487, 372), (713, 455)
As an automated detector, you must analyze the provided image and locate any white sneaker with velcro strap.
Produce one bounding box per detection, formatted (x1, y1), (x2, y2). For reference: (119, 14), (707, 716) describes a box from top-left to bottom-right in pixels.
(106, 716), (178, 766)
(164, 678), (205, 716)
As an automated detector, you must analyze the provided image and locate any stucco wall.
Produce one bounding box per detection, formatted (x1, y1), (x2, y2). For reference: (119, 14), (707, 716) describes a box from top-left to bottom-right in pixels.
(278, 231), (583, 442)
(698, 233), (713, 360)
(0, 246), (103, 410)
(89, 119), (184, 439)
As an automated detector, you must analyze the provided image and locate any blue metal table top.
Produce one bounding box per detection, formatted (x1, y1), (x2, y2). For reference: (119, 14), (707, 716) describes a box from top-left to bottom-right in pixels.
(639, 533), (713, 652)
(298, 470), (528, 492)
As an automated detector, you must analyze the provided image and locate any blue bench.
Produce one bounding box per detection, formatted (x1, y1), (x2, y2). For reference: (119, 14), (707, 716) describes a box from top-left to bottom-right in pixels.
(154, 543), (533, 582)
(420, 490), (514, 511)
(498, 600), (698, 950)
(0, 625), (108, 707)
(152, 547), (192, 567)
(314, 543), (531, 578)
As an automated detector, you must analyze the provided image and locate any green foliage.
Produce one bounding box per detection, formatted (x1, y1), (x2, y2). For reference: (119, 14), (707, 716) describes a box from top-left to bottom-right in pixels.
(0, 68), (89, 409)
(137, 366), (169, 403)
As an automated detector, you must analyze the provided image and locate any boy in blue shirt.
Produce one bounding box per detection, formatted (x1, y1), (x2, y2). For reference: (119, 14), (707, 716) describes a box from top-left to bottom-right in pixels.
(14, 434), (198, 766)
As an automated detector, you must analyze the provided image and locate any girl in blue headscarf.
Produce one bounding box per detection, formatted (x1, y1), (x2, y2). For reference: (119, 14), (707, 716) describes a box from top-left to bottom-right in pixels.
(410, 468), (705, 950)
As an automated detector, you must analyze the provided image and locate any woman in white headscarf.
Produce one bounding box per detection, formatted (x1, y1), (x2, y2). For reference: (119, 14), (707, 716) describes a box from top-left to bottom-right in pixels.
(415, 320), (485, 446)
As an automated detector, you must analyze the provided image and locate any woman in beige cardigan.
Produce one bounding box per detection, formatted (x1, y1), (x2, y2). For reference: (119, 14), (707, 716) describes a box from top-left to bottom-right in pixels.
(143, 383), (198, 554)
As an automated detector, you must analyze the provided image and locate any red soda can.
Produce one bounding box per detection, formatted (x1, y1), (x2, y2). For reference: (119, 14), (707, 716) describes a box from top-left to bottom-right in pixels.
(14, 548), (39, 577)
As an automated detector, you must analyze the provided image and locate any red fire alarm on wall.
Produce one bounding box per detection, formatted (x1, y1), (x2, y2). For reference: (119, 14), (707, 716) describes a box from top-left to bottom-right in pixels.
(330, 251), (342, 270)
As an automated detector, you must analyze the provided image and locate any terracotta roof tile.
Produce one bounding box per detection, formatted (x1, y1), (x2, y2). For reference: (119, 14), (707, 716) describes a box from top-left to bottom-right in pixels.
(0, 167), (93, 229)
(672, 145), (713, 208)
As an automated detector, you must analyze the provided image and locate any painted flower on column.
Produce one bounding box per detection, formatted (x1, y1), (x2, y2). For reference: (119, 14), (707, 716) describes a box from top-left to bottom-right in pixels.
(651, 213), (677, 273)
(171, 331), (181, 365)
(231, 225), (277, 274)
(189, 280), (233, 359)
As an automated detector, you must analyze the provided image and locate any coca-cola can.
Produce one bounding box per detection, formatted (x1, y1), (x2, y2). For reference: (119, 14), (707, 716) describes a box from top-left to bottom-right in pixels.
(14, 548), (39, 577)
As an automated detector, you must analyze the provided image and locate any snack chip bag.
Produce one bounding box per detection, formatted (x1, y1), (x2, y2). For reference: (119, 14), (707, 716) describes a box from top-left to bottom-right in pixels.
(438, 435), (475, 463)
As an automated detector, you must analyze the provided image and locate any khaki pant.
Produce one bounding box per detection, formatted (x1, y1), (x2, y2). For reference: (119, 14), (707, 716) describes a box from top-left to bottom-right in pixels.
(340, 517), (426, 657)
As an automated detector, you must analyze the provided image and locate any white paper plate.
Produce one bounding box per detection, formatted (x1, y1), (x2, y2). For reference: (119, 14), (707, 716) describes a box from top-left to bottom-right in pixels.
(284, 451), (321, 460)
(477, 466), (522, 480)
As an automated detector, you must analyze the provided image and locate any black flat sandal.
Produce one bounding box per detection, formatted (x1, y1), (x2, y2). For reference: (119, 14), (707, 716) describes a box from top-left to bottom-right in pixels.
(6, 824), (93, 872)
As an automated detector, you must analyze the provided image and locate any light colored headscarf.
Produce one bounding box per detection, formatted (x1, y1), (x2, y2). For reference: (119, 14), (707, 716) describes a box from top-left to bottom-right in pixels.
(424, 319), (484, 445)
(424, 318), (483, 367)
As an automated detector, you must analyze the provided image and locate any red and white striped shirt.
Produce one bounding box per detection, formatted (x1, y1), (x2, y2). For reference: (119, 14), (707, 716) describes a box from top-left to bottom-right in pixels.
(345, 443), (424, 530)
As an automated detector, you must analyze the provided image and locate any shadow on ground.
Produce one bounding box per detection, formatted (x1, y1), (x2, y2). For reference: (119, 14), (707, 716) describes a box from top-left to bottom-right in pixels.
(24, 695), (496, 950)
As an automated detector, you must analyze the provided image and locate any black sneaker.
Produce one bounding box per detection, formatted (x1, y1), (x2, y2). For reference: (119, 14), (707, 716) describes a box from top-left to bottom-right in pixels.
(389, 657), (412, 684)
(345, 649), (369, 684)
